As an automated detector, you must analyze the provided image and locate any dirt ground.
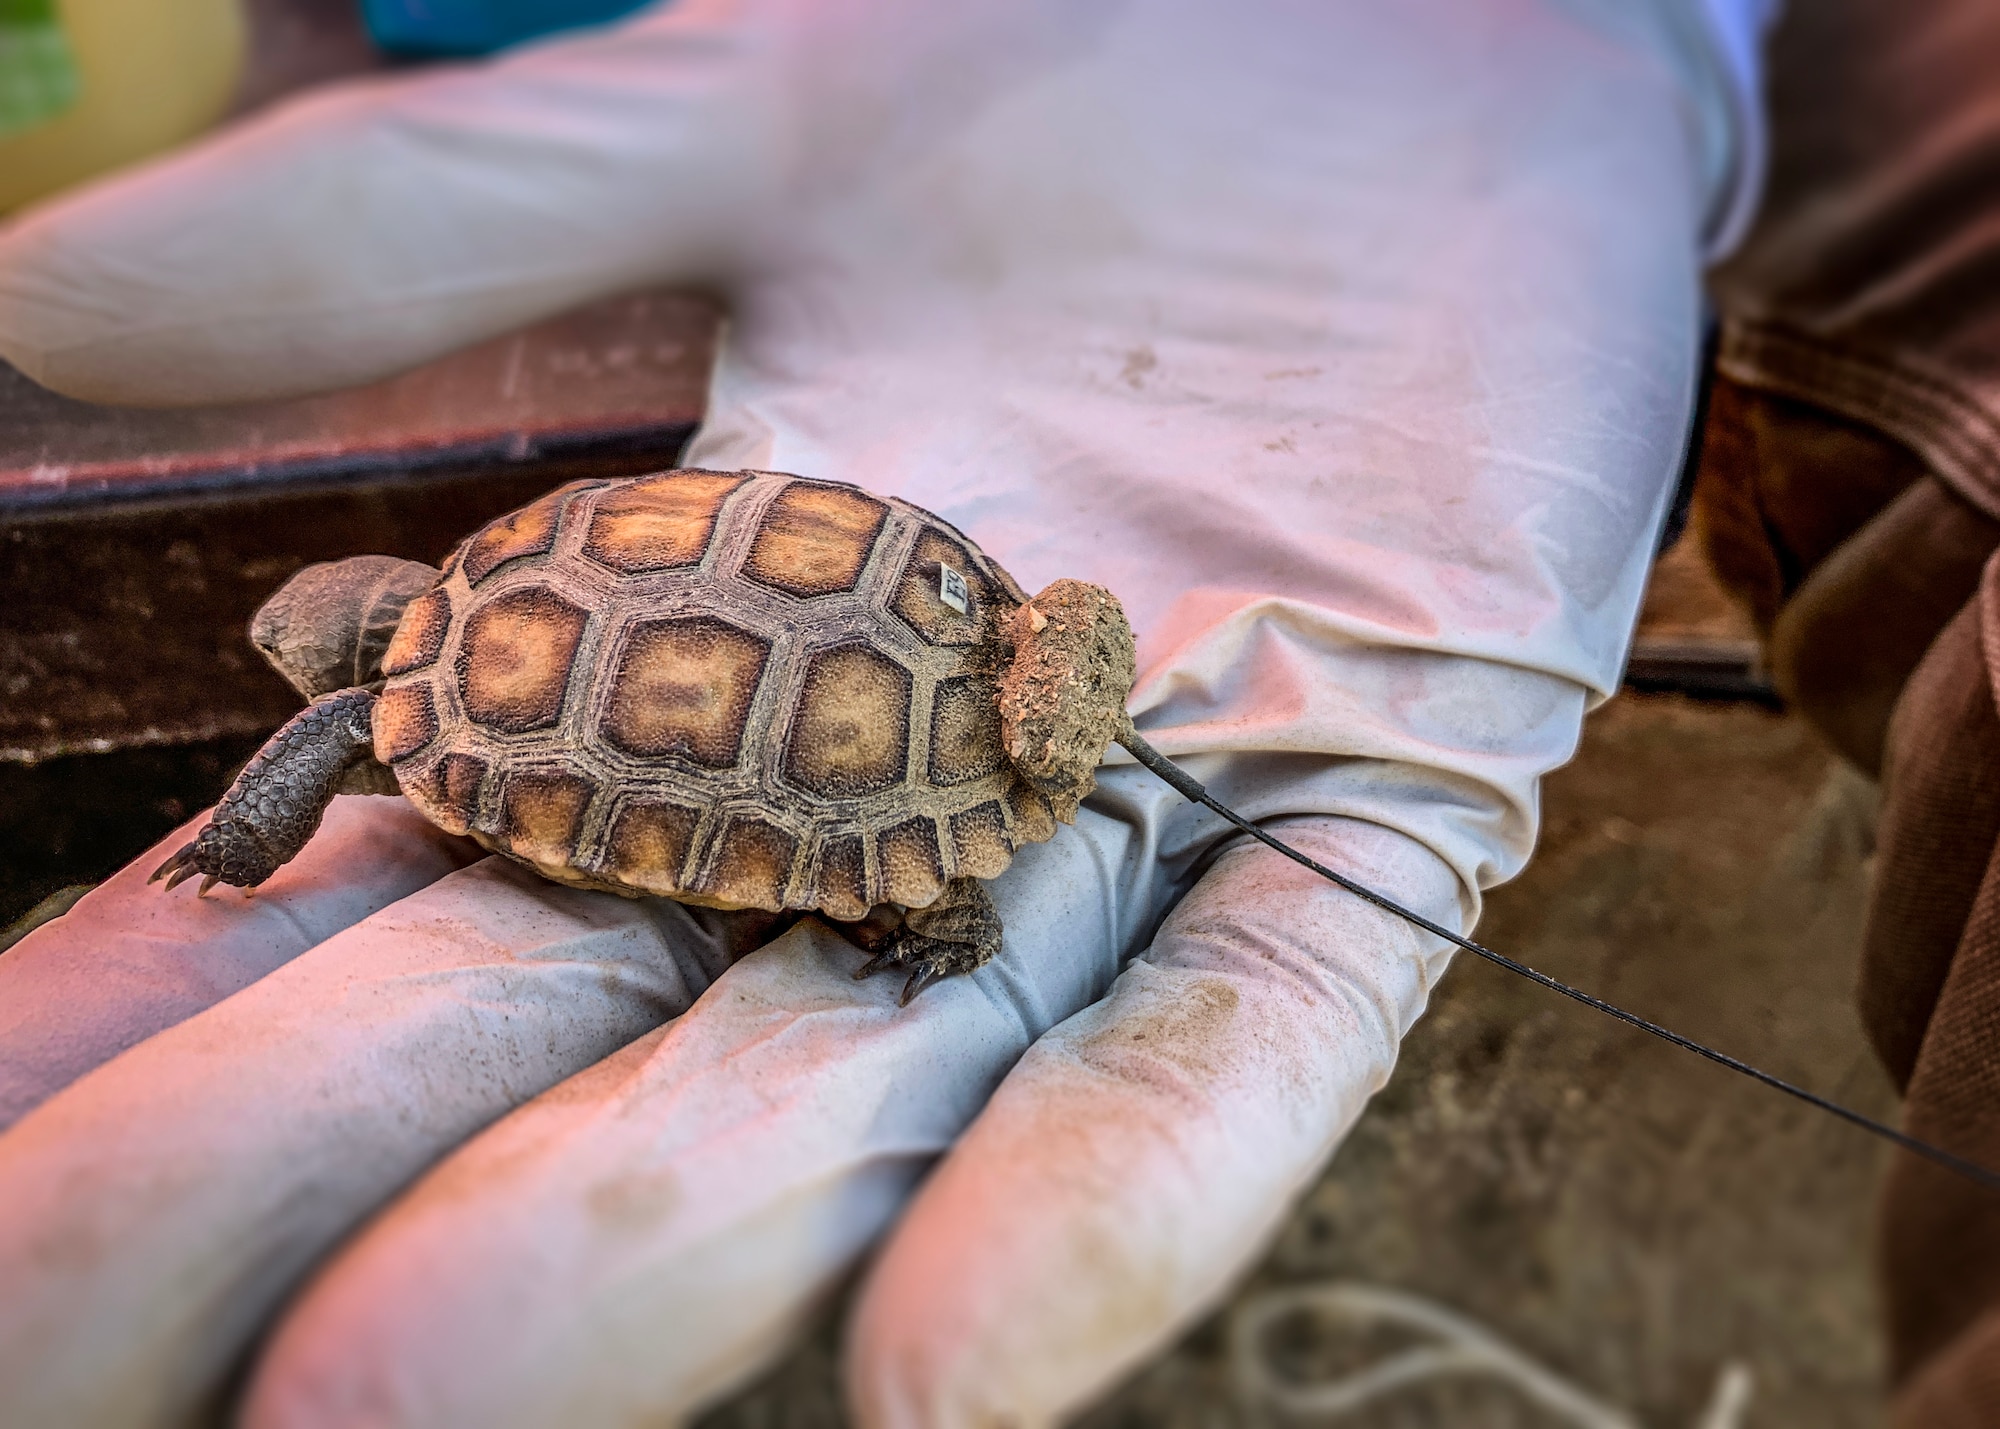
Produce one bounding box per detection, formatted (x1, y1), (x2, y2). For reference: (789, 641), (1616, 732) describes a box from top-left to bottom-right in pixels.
(701, 693), (1894, 1428)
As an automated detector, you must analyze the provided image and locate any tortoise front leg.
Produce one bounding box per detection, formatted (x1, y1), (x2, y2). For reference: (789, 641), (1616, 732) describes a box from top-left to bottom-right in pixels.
(153, 688), (382, 894)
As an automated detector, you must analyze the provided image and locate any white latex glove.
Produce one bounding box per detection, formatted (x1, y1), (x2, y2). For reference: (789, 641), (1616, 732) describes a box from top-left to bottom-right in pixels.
(0, 0), (1767, 1424)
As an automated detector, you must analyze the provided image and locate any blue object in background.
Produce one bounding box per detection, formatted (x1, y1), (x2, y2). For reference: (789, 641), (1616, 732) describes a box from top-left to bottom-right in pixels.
(361, 0), (656, 56)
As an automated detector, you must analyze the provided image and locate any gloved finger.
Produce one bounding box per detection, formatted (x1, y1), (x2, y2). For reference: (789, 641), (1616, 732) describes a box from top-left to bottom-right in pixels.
(0, 0), (774, 405)
(0, 856), (770, 1429)
(235, 770), (1194, 1428)
(847, 818), (1464, 1428)
(0, 793), (478, 1133)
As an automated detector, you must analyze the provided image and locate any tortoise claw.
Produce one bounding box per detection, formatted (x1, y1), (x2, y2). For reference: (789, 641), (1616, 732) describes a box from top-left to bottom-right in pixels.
(152, 836), (230, 895)
(852, 950), (899, 982)
(852, 944), (951, 1001)
(900, 965), (948, 1005)
(149, 844), (195, 885)
(853, 950), (948, 1004)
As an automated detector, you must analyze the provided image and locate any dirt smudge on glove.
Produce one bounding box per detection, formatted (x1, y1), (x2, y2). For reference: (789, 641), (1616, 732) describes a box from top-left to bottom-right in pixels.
(586, 1166), (683, 1234)
(1070, 973), (1244, 1098)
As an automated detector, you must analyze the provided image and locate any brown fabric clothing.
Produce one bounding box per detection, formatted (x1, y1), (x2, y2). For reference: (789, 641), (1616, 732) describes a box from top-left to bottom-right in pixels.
(1875, 560), (2000, 1407)
(1896, 1309), (2000, 1429)
(1709, 0), (2000, 522)
(1691, 385), (1999, 775)
(1867, 592), (2000, 1094)
(1768, 479), (2000, 779)
(1694, 391), (2000, 1414)
(1695, 0), (2000, 773)
(1690, 0), (2000, 1417)
(1693, 377), (1927, 638)
(1698, 448), (2000, 1417)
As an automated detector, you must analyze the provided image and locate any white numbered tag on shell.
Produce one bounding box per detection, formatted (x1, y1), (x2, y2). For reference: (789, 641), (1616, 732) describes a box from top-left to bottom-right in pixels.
(938, 563), (970, 615)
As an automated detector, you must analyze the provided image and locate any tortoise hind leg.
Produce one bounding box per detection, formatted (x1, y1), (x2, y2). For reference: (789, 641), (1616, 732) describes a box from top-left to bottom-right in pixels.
(851, 877), (1003, 1005)
(153, 688), (381, 894)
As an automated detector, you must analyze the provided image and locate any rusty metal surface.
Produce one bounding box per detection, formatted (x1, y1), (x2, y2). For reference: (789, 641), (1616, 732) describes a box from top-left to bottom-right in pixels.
(0, 289), (717, 512)
(1, 289), (716, 762)
(6, 467), (616, 763)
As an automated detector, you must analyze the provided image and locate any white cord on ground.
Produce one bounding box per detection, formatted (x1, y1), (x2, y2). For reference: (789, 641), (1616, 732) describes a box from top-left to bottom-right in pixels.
(1229, 1281), (1754, 1428)
(1694, 1362), (1755, 1429)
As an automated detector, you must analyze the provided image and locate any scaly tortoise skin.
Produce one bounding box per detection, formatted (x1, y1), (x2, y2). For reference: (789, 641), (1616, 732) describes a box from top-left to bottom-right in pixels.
(154, 469), (1138, 999)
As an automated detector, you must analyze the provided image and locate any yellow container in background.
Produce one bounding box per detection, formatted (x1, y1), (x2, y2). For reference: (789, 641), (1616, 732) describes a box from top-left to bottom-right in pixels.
(0, 0), (244, 214)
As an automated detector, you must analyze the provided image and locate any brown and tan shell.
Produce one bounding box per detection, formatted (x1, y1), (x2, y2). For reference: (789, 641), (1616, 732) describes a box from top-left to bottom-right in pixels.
(372, 469), (1059, 920)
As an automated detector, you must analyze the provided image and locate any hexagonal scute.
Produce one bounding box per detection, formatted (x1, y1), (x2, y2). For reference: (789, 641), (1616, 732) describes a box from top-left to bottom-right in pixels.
(382, 589), (452, 677)
(500, 769), (596, 867)
(604, 799), (703, 891)
(891, 528), (1004, 646)
(813, 832), (870, 922)
(603, 616), (770, 766)
(372, 682), (439, 762)
(697, 815), (799, 910)
(949, 801), (1015, 881)
(877, 815), (945, 908)
(583, 470), (746, 574)
(741, 482), (888, 597)
(1006, 781), (1058, 847)
(782, 643), (912, 798)
(928, 675), (1004, 786)
(405, 751), (487, 833)
(456, 586), (590, 734)
(460, 485), (573, 585)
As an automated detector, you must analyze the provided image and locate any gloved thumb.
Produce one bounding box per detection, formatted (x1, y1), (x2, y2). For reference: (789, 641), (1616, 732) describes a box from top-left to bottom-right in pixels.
(0, 1), (771, 406)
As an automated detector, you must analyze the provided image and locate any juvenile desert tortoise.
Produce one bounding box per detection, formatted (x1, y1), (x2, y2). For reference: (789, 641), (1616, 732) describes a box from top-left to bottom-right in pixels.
(151, 479), (2000, 1185)
(154, 469), (1139, 999)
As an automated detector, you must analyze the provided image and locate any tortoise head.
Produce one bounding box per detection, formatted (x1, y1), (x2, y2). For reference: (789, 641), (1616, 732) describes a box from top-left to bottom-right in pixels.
(996, 579), (1138, 825)
(251, 555), (441, 700)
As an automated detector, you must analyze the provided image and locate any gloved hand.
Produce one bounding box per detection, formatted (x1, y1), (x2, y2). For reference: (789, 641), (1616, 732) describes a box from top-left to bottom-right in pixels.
(0, 1), (1763, 1424)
